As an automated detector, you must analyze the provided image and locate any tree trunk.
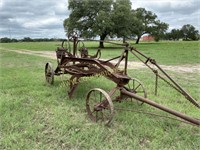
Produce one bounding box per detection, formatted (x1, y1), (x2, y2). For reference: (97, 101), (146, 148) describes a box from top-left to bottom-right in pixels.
(99, 34), (107, 48)
(135, 36), (141, 44)
(123, 36), (126, 43)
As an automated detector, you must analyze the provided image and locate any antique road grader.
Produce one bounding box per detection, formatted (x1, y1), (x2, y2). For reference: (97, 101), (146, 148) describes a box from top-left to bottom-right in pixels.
(45, 32), (200, 126)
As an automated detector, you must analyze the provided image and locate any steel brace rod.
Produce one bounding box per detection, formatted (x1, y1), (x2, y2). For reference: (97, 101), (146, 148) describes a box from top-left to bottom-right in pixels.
(130, 47), (200, 108)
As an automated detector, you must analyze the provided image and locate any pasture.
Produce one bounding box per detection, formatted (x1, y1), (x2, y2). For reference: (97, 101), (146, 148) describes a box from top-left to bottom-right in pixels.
(0, 41), (200, 149)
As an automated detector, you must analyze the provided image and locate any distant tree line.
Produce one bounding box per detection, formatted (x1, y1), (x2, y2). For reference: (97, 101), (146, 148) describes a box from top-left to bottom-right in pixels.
(0, 37), (65, 43)
(164, 24), (199, 41)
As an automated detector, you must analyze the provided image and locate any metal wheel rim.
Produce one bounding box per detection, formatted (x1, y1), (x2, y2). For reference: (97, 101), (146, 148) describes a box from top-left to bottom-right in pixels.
(86, 88), (114, 126)
(45, 62), (54, 84)
(125, 78), (147, 105)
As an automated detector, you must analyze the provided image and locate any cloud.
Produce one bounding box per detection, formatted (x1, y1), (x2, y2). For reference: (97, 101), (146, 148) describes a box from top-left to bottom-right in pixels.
(144, 0), (198, 14)
(130, 0), (200, 31)
(131, 0), (198, 14)
(0, 0), (69, 38)
(0, 0), (199, 39)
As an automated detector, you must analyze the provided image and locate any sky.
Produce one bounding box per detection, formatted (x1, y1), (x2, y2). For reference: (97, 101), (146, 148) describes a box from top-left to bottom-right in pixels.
(0, 0), (199, 39)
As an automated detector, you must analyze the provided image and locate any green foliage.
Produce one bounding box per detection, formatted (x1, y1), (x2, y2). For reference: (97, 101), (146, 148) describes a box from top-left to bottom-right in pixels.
(64, 1), (168, 46)
(131, 8), (168, 44)
(22, 37), (34, 42)
(164, 24), (199, 41)
(0, 37), (18, 43)
(181, 24), (199, 40)
(111, 0), (132, 42)
(64, 0), (114, 47)
(0, 37), (64, 43)
(152, 21), (169, 42)
(167, 29), (182, 41)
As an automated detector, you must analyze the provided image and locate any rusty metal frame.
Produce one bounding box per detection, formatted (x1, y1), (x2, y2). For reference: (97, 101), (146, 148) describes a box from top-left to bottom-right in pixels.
(45, 33), (200, 126)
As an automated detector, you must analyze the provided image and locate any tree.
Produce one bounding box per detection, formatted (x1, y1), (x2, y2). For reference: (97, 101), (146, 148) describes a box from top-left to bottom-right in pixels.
(111, 0), (132, 43)
(0, 37), (18, 43)
(181, 24), (199, 40)
(11, 38), (18, 42)
(64, 0), (114, 48)
(22, 37), (33, 42)
(168, 29), (182, 41)
(130, 8), (168, 44)
(152, 20), (168, 42)
(0, 37), (11, 43)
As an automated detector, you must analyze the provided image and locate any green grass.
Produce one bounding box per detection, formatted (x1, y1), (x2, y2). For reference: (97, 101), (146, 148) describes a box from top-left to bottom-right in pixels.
(0, 42), (200, 149)
(1, 40), (200, 65)
(132, 41), (200, 65)
(0, 41), (61, 51)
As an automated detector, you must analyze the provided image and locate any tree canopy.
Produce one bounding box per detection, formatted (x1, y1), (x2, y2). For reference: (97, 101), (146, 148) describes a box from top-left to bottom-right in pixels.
(163, 24), (199, 41)
(64, 0), (114, 48)
(167, 29), (182, 41)
(181, 24), (199, 40)
(111, 0), (132, 43)
(65, 1), (200, 46)
(130, 8), (168, 44)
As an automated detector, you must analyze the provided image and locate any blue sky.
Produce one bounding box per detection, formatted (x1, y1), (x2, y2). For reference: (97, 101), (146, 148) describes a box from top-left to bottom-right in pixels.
(0, 0), (199, 39)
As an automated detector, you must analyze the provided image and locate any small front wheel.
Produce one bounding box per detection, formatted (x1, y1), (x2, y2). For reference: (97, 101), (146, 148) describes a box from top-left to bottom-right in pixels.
(124, 78), (147, 105)
(86, 88), (114, 126)
(45, 62), (54, 84)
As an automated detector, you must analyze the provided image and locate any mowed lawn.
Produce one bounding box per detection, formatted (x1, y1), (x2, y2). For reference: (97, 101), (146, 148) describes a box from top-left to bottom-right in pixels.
(0, 41), (200, 149)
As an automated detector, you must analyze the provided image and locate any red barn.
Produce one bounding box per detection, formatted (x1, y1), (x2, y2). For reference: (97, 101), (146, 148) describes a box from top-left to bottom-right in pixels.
(141, 35), (154, 41)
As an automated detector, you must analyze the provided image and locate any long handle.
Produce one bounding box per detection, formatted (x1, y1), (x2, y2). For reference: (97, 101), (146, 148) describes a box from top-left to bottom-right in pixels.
(130, 47), (200, 108)
(154, 62), (200, 108)
(121, 88), (200, 126)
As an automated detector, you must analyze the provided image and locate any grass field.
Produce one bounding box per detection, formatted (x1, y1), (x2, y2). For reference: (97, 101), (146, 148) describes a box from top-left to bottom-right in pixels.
(1, 40), (200, 65)
(0, 41), (200, 149)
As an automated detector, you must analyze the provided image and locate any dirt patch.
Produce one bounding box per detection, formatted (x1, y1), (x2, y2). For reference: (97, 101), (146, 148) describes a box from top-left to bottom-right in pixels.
(127, 61), (200, 73)
(2, 48), (200, 73)
(5, 49), (56, 59)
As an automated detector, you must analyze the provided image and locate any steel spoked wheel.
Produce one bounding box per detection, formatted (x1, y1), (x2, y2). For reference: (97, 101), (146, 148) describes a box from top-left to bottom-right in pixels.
(125, 78), (147, 105)
(45, 62), (54, 84)
(86, 88), (114, 126)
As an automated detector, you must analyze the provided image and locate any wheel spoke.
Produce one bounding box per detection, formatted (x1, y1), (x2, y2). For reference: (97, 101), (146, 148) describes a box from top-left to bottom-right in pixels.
(124, 78), (147, 105)
(132, 80), (135, 89)
(134, 84), (141, 91)
(86, 88), (114, 125)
